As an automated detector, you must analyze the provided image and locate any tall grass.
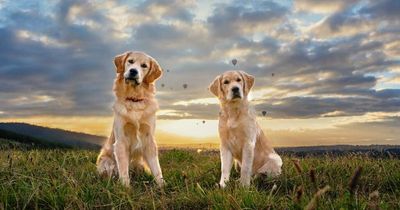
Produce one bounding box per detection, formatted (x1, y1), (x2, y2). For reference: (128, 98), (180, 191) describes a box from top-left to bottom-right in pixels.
(0, 148), (399, 209)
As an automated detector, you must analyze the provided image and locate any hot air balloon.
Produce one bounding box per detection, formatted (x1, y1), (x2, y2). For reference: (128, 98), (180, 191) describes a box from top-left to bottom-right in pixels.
(183, 84), (188, 89)
(231, 59), (237, 66)
(202, 120), (206, 124)
(161, 84), (165, 88)
(262, 111), (267, 116)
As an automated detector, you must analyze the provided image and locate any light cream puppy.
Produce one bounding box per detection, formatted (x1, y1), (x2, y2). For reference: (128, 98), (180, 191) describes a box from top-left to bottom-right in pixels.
(209, 70), (282, 188)
(96, 51), (164, 187)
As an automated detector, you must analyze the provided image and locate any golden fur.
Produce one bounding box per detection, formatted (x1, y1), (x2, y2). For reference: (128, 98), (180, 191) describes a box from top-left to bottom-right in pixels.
(96, 51), (164, 187)
(209, 70), (282, 187)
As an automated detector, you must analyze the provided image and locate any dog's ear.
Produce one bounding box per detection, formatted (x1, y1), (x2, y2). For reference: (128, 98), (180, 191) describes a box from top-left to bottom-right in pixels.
(209, 75), (222, 97)
(114, 52), (130, 73)
(144, 57), (163, 84)
(238, 71), (254, 96)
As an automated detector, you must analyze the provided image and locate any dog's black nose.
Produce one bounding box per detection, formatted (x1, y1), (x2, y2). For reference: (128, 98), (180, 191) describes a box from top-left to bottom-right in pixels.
(129, 69), (138, 77)
(232, 87), (239, 92)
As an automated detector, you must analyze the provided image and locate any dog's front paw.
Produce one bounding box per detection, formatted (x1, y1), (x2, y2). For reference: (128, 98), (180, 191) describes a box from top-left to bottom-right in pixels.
(119, 175), (130, 187)
(239, 177), (251, 188)
(97, 156), (117, 178)
(218, 181), (227, 189)
(156, 178), (166, 188)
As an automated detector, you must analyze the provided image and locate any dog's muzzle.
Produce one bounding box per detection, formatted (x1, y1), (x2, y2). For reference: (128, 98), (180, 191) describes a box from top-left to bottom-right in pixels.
(231, 87), (242, 99)
(125, 68), (140, 85)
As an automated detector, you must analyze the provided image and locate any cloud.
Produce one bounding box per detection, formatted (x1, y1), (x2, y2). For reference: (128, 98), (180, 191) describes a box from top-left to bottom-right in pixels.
(207, 1), (288, 38)
(359, 0), (400, 20)
(294, 0), (358, 13)
(0, 0), (399, 132)
(309, 12), (374, 38)
(267, 116), (400, 146)
(308, 0), (400, 38)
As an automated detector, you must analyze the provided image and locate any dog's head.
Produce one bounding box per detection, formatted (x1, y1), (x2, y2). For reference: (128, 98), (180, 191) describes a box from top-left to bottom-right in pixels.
(209, 70), (254, 102)
(114, 51), (162, 86)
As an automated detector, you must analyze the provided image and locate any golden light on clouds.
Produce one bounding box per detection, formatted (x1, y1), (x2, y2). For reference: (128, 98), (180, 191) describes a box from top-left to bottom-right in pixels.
(294, 0), (352, 13)
(0, 116), (218, 146)
(172, 98), (218, 106)
(2, 111), (399, 147)
(17, 30), (67, 47)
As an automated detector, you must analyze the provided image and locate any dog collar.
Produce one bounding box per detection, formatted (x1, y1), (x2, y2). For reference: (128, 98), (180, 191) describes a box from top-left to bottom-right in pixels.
(126, 97), (145, 102)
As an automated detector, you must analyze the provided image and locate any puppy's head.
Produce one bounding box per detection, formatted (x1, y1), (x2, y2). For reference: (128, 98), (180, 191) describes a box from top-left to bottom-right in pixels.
(114, 51), (162, 86)
(209, 70), (254, 102)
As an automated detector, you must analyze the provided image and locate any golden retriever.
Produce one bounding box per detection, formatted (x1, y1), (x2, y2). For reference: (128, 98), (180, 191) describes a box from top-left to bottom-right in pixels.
(96, 51), (164, 187)
(209, 70), (282, 188)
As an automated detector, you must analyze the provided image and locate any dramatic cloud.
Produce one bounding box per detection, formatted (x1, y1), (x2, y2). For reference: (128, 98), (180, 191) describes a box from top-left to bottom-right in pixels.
(208, 1), (288, 38)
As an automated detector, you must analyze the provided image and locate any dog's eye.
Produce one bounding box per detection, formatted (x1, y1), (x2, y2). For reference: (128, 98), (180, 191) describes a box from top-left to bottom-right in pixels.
(223, 80), (229, 85)
(141, 63), (148, 68)
(128, 59), (134, 64)
(236, 78), (241, 82)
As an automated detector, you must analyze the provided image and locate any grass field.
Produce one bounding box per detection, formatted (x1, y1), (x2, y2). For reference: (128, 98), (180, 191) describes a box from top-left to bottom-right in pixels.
(1, 146), (399, 209)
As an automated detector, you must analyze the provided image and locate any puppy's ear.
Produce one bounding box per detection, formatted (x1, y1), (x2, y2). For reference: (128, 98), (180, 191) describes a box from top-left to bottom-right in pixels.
(144, 58), (163, 84)
(114, 52), (130, 73)
(209, 75), (222, 97)
(238, 71), (254, 96)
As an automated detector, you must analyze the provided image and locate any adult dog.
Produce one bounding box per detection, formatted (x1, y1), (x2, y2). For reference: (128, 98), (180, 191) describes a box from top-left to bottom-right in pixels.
(96, 51), (164, 187)
(209, 70), (282, 188)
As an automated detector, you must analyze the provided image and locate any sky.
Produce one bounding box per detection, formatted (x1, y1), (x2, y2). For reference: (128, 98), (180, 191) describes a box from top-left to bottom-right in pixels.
(0, 0), (399, 147)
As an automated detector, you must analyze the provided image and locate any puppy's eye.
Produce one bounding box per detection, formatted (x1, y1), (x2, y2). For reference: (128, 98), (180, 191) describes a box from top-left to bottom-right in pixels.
(223, 80), (229, 84)
(236, 78), (241, 82)
(141, 63), (148, 68)
(128, 59), (134, 64)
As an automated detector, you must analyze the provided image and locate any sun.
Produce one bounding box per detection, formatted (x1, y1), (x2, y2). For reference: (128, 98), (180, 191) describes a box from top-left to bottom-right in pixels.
(157, 119), (218, 139)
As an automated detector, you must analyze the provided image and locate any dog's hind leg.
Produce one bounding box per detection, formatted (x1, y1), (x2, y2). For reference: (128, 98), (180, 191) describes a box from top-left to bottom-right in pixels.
(97, 130), (117, 177)
(257, 153), (282, 177)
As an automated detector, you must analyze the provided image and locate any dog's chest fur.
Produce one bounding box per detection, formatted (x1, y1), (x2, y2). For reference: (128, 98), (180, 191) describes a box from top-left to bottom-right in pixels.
(226, 116), (239, 129)
(113, 99), (158, 123)
(220, 109), (257, 159)
(112, 99), (158, 152)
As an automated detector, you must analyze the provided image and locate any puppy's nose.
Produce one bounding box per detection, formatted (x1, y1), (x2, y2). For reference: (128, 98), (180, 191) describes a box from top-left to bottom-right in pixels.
(129, 69), (138, 77)
(231, 87), (239, 92)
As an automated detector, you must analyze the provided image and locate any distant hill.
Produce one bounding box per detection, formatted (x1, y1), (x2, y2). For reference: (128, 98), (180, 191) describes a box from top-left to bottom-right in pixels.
(160, 144), (400, 157)
(276, 144), (400, 157)
(0, 123), (104, 149)
(0, 129), (70, 149)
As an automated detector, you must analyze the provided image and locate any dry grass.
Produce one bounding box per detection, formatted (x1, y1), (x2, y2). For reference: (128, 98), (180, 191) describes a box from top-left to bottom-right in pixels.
(0, 147), (399, 209)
